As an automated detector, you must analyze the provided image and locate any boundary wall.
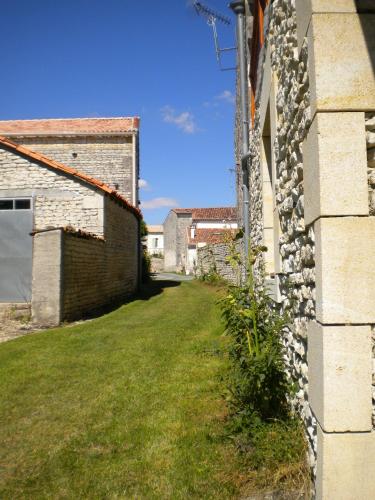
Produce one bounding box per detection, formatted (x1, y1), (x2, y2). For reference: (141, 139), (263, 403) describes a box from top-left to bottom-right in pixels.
(32, 227), (138, 326)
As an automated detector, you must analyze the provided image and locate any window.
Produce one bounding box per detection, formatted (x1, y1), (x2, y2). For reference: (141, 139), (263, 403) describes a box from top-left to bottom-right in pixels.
(153, 237), (159, 248)
(15, 199), (31, 210)
(0, 198), (32, 210)
(0, 200), (13, 210)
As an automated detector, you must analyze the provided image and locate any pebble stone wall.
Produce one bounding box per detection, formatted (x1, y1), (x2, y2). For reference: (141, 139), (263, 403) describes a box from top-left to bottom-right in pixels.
(367, 112), (375, 428)
(248, 0), (318, 470)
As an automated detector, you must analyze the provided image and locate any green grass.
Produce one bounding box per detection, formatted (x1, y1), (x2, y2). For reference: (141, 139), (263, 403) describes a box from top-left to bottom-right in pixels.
(0, 280), (244, 499)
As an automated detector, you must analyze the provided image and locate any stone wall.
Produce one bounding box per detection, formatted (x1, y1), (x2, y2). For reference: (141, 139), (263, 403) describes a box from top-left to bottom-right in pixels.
(15, 135), (135, 203)
(367, 113), (375, 214)
(196, 243), (241, 285)
(33, 218), (139, 325)
(163, 211), (192, 272)
(0, 148), (104, 235)
(247, 0), (317, 466)
(244, 0), (375, 495)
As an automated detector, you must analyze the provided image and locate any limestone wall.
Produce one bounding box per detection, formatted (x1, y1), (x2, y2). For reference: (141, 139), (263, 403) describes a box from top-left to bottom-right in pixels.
(33, 217), (139, 325)
(248, 0), (317, 466)
(163, 212), (192, 272)
(0, 148), (104, 235)
(245, 0), (375, 495)
(196, 243), (241, 285)
(15, 135), (135, 203)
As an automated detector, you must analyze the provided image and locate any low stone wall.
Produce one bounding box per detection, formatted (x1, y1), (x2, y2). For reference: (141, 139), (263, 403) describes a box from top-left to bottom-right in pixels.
(32, 227), (139, 325)
(196, 243), (242, 285)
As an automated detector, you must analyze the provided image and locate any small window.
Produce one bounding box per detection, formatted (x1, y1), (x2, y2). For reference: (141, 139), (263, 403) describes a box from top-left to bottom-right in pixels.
(15, 199), (31, 210)
(153, 237), (158, 248)
(0, 200), (13, 210)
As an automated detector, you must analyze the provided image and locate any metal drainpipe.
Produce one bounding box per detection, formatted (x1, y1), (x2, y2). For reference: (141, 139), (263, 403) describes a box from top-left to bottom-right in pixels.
(230, 0), (250, 267)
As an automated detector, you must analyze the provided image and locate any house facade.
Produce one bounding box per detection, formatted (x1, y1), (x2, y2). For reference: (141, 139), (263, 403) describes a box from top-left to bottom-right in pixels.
(163, 207), (237, 273)
(146, 225), (164, 256)
(0, 117), (140, 206)
(233, 0), (375, 496)
(0, 133), (141, 326)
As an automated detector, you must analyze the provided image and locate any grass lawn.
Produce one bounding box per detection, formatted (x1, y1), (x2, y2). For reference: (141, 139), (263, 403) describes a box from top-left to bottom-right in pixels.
(0, 280), (245, 499)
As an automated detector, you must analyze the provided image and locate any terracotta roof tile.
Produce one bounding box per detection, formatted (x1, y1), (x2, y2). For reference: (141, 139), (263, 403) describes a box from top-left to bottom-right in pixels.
(0, 135), (142, 220)
(187, 228), (236, 245)
(173, 207), (237, 221)
(0, 117), (139, 136)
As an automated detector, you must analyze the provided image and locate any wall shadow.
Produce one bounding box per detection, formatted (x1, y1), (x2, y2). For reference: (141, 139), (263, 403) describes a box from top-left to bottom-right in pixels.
(76, 278), (181, 321)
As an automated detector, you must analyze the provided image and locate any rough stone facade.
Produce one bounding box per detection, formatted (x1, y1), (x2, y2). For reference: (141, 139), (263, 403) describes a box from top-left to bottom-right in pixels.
(256, 0), (317, 467)
(196, 242), (241, 285)
(0, 141), (140, 325)
(238, 0), (375, 496)
(0, 117), (140, 206)
(16, 135), (135, 203)
(163, 211), (192, 272)
(0, 148), (104, 235)
(367, 113), (375, 215)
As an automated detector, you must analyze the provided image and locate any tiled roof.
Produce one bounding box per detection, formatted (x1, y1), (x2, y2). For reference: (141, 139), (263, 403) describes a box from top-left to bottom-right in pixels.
(0, 117), (139, 136)
(0, 135), (142, 219)
(173, 207), (237, 221)
(187, 228), (236, 245)
(148, 225), (163, 233)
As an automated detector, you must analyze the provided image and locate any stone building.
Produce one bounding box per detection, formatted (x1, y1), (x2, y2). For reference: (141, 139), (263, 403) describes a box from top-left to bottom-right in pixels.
(163, 207), (237, 273)
(146, 225), (164, 256)
(232, 0), (375, 497)
(0, 134), (141, 326)
(0, 117), (140, 206)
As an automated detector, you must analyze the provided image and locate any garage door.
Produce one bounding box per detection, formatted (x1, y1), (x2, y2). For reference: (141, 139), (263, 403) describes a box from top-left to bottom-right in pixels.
(0, 198), (33, 302)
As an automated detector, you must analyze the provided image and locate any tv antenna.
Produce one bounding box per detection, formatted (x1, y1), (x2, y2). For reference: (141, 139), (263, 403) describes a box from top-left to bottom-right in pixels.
(193, 1), (236, 71)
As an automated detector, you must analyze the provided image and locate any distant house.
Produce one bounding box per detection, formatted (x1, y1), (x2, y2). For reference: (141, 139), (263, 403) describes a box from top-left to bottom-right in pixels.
(163, 207), (238, 273)
(0, 117), (140, 206)
(0, 119), (142, 326)
(146, 225), (164, 256)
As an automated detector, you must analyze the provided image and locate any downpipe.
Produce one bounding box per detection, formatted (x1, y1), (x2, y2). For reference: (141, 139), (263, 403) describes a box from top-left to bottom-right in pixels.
(230, 0), (250, 271)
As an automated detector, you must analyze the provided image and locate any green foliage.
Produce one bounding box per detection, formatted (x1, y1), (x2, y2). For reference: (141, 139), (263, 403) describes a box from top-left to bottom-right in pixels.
(220, 244), (309, 491)
(142, 250), (152, 283)
(140, 219), (148, 238)
(0, 281), (245, 498)
(221, 247), (290, 426)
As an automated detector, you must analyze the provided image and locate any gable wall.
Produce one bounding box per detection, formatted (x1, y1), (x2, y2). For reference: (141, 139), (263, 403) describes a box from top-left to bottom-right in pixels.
(0, 148), (104, 235)
(12, 135), (136, 204)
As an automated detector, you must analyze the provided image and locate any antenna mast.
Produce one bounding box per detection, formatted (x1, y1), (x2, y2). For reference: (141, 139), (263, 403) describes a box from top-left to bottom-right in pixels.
(193, 1), (236, 71)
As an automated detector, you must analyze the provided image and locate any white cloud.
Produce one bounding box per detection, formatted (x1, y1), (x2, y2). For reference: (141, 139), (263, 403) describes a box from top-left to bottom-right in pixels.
(138, 178), (151, 190)
(215, 90), (235, 104)
(140, 197), (178, 210)
(161, 106), (197, 134)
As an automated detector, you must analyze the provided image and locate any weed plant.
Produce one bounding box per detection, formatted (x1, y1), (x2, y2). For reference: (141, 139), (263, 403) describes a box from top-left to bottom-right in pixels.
(220, 244), (309, 492)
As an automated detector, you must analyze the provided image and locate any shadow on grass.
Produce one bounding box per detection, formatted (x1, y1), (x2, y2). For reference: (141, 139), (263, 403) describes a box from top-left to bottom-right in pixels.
(73, 278), (181, 323)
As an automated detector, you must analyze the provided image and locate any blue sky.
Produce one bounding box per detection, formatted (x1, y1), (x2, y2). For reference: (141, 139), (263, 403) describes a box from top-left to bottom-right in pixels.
(0, 0), (237, 224)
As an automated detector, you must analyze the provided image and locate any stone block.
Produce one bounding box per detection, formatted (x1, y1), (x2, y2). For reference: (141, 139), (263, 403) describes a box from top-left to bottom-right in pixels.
(308, 14), (375, 116)
(316, 425), (375, 499)
(296, 1), (357, 52)
(304, 112), (369, 225)
(31, 230), (62, 326)
(315, 217), (375, 324)
(308, 321), (372, 432)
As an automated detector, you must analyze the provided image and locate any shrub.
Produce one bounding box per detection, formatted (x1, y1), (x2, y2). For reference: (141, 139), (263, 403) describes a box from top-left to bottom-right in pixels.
(220, 244), (309, 492)
(142, 251), (152, 283)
